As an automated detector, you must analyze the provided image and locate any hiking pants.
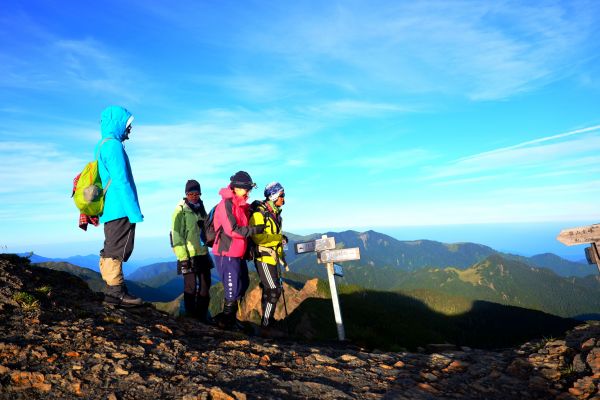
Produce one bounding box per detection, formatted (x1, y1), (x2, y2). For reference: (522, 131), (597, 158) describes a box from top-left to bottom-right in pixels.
(256, 261), (282, 326)
(214, 255), (249, 302)
(101, 217), (136, 262)
(183, 254), (213, 297)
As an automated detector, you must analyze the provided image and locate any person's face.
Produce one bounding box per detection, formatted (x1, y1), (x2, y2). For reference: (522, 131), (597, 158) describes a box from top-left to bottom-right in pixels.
(186, 191), (200, 204)
(275, 193), (285, 207)
(123, 124), (132, 141)
(233, 187), (249, 197)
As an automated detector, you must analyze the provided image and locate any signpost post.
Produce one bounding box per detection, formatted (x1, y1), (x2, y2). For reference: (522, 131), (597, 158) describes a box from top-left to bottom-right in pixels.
(557, 223), (600, 274)
(294, 234), (360, 341)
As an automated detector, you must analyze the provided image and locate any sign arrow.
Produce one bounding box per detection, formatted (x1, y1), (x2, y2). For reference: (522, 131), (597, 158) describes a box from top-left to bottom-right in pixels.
(556, 224), (600, 246)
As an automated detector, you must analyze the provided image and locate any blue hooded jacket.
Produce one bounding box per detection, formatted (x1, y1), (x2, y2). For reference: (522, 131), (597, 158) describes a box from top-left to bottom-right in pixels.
(94, 106), (143, 224)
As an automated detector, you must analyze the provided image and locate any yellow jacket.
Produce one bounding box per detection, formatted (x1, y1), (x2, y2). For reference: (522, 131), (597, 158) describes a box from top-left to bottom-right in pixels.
(249, 201), (283, 265)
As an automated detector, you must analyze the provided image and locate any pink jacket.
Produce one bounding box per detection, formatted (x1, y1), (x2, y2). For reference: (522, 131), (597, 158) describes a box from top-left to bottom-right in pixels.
(213, 187), (251, 257)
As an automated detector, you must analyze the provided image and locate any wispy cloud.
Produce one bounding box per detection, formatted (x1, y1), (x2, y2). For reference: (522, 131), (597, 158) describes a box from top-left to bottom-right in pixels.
(300, 100), (416, 118)
(234, 1), (600, 100)
(425, 125), (600, 181)
(345, 148), (435, 172)
(0, 13), (142, 99)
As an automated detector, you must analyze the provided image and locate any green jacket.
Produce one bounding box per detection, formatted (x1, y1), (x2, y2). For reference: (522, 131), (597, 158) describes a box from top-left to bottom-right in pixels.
(250, 201), (283, 265)
(170, 199), (208, 260)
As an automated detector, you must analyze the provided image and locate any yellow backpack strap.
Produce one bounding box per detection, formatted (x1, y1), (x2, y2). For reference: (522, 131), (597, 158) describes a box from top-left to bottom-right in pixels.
(95, 138), (113, 193)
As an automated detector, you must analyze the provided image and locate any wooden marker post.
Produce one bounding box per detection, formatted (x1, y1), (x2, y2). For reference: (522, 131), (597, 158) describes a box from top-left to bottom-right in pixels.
(557, 223), (600, 274)
(294, 234), (360, 341)
(317, 236), (361, 341)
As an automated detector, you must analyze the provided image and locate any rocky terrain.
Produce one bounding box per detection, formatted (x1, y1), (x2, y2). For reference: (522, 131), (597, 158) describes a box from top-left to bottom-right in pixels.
(1, 254), (600, 399)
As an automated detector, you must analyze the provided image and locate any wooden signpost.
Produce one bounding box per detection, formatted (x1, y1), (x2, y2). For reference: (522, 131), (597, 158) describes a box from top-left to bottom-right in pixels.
(294, 234), (360, 341)
(557, 223), (600, 274)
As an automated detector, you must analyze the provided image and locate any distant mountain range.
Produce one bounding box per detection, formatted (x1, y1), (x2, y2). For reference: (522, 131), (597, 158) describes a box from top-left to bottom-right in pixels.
(21, 229), (599, 322)
(35, 261), (173, 302)
(19, 253), (172, 277)
(286, 230), (594, 279)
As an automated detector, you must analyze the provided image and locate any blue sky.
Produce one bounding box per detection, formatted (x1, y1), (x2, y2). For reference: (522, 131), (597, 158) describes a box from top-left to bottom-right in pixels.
(1, 1), (600, 260)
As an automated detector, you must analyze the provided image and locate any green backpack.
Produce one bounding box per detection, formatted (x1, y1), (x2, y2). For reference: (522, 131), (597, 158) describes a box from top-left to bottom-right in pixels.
(72, 138), (112, 216)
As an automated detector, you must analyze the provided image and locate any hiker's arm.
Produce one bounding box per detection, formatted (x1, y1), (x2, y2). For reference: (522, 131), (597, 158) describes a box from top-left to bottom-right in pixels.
(250, 212), (282, 245)
(222, 201), (264, 238)
(104, 144), (143, 223)
(171, 208), (188, 261)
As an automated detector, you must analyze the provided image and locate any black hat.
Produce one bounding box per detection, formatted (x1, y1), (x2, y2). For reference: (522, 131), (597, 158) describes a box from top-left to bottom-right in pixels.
(185, 179), (201, 194)
(229, 171), (256, 190)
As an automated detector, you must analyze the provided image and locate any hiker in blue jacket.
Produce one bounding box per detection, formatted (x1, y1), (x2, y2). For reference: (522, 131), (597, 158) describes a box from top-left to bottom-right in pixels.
(95, 105), (144, 307)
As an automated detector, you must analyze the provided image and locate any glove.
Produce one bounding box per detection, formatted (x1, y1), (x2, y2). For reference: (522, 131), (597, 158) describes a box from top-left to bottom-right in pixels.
(248, 224), (266, 235)
(282, 234), (289, 245)
(177, 259), (193, 275)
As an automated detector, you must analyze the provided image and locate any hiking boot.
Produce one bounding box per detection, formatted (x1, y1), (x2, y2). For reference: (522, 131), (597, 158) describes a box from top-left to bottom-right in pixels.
(183, 293), (196, 317)
(104, 285), (143, 308)
(215, 300), (243, 330)
(195, 296), (211, 324)
(260, 325), (286, 339)
(260, 316), (287, 338)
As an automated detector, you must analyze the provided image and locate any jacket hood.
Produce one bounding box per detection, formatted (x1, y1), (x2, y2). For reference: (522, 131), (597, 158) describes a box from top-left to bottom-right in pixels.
(219, 187), (234, 200)
(219, 187), (248, 206)
(100, 106), (133, 142)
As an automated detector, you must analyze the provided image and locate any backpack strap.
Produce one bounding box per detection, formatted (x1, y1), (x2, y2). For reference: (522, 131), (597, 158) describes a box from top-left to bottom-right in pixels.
(95, 138), (113, 194)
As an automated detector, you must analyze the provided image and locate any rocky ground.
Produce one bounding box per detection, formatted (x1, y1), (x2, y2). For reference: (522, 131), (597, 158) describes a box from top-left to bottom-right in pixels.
(1, 254), (600, 399)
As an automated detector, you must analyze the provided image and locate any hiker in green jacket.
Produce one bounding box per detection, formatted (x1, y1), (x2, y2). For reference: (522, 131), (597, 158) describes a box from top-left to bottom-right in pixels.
(170, 180), (213, 322)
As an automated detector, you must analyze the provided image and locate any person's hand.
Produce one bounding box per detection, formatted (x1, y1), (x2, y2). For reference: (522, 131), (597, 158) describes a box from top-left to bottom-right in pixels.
(177, 259), (193, 274)
(282, 234), (289, 244)
(249, 224), (266, 235)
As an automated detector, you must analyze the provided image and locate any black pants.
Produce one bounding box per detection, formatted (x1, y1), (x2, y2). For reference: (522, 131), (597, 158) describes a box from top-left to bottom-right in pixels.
(101, 217), (136, 262)
(183, 255), (213, 297)
(256, 261), (282, 326)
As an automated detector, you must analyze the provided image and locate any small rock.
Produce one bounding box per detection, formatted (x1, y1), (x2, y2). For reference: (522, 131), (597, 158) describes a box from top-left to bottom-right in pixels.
(573, 354), (588, 373)
(339, 354), (358, 362)
(442, 360), (469, 373)
(107, 393), (118, 400)
(507, 358), (532, 378)
(582, 338), (596, 351)
(394, 361), (405, 368)
(538, 368), (561, 381)
(65, 351), (80, 358)
(529, 376), (550, 390)
(115, 366), (129, 376)
(586, 348), (600, 374)
(112, 352), (128, 359)
(420, 372), (438, 382)
(0, 365), (9, 374)
(259, 355), (270, 367)
(210, 387), (234, 400)
(232, 391), (247, 400)
(306, 353), (337, 365)
(417, 382), (439, 395)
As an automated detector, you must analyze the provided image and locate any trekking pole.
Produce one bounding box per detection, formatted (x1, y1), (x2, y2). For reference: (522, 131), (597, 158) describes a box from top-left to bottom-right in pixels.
(277, 263), (291, 336)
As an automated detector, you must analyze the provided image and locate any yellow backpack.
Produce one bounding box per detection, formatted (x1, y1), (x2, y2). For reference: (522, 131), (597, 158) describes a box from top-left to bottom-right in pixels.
(72, 138), (112, 216)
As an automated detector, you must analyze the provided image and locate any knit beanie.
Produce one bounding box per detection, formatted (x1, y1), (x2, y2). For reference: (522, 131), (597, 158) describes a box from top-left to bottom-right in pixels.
(264, 182), (284, 201)
(229, 171), (255, 190)
(185, 179), (201, 194)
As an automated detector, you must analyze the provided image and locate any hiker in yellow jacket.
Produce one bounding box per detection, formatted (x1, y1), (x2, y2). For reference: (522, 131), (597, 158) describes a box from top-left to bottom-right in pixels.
(249, 182), (288, 332)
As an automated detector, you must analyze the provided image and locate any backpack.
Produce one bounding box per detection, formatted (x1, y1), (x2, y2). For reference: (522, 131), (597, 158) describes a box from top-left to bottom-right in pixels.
(202, 205), (219, 247)
(72, 138), (112, 216)
(245, 200), (273, 261)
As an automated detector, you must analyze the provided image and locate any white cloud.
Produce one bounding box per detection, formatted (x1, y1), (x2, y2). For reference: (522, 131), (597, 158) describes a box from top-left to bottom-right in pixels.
(236, 1), (599, 100)
(425, 125), (600, 181)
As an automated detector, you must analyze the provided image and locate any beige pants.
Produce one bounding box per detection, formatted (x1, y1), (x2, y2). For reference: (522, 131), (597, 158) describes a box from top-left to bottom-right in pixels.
(99, 257), (124, 286)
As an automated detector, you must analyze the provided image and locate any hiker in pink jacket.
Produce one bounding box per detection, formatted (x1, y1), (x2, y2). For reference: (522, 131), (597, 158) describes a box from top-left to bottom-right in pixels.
(213, 171), (265, 329)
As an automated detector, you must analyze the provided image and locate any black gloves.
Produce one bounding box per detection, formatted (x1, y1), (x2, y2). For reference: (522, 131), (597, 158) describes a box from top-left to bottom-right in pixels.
(282, 234), (289, 244)
(177, 259), (193, 275)
(248, 224), (266, 235)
